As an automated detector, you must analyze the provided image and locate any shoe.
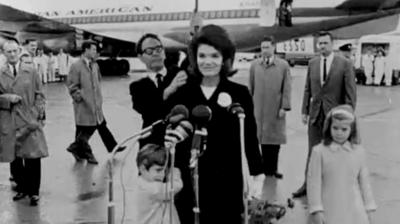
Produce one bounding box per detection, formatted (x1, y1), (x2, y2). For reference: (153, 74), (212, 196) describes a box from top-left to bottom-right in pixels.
(273, 172), (283, 179)
(292, 185), (307, 198)
(9, 177), (18, 192)
(30, 195), (39, 206)
(13, 192), (27, 201)
(85, 152), (99, 165)
(67, 144), (85, 162)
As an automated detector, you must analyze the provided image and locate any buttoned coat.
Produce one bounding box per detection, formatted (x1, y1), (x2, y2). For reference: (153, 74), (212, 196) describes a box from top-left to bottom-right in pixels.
(249, 57), (291, 145)
(0, 91), (16, 162)
(0, 63), (48, 159)
(67, 58), (104, 126)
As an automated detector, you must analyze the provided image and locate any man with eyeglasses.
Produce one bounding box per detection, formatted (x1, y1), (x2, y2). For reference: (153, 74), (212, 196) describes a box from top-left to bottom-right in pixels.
(129, 33), (187, 146)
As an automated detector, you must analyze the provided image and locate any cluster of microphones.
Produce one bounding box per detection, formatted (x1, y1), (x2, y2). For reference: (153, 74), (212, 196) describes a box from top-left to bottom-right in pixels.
(140, 102), (245, 153)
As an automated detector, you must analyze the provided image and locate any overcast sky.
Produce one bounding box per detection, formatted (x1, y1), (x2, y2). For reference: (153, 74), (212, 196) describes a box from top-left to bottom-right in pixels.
(0, 0), (345, 13)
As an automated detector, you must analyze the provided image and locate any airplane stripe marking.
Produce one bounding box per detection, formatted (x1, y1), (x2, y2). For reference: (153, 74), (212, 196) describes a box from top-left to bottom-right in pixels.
(55, 9), (261, 24)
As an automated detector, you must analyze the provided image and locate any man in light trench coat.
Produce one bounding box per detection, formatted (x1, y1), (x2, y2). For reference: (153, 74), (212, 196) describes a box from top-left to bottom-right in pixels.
(249, 36), (292, 179)
(66, 40), (124, 165)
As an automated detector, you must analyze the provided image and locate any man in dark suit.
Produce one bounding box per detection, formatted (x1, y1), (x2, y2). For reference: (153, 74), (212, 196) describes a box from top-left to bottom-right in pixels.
(292, 31), (357, 197)
(129, 33), (187, 146)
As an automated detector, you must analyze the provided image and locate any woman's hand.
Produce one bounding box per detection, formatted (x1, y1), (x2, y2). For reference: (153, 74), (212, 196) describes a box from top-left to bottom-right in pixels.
(311, 211), (325, 224)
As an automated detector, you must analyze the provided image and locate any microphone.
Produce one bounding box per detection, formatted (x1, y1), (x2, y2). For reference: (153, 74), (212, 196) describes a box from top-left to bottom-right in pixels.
(190, 105), (212, 168)
(165, 120), (193, 147)
(139, 104), (189, 139)
(228, 102), (245, 116)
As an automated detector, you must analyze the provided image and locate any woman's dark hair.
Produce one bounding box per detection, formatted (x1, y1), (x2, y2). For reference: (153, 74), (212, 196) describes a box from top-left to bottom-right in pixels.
(188, 24), (236, 82)
(136, 144), (169, 171)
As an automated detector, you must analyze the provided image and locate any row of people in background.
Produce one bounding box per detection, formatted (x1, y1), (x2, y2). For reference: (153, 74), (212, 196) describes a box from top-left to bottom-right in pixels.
(1, 39), (73, 84)
(361, 48), (392, 86)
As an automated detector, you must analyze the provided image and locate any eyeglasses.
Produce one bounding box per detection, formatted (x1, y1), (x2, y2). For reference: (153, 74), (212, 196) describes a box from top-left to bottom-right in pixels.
(142, 45), (164, 55)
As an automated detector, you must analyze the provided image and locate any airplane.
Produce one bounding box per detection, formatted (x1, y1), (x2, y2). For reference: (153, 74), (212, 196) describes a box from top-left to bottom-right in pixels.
(0, 0), (400, 75)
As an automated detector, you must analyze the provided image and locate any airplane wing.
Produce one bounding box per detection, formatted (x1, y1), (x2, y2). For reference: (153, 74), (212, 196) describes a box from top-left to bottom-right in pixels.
(336, 0), (400, 10)
(0, 3), (136, 57)
(164, 7), (400, 52)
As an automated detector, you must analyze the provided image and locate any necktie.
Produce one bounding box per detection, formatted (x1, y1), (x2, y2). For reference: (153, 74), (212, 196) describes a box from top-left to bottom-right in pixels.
(12, 64), (17, 77)
(156, 73), (163, 89)
(88, 62), (93, 72)
(323, 58), (327, 83)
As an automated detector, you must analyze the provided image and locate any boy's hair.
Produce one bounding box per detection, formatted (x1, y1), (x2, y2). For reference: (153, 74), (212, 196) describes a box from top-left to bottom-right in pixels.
(322, 104), (360, 145)
(136, 144), (169, 171)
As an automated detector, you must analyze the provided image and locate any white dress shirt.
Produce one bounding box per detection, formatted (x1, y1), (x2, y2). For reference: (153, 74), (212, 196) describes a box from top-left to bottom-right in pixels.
(320, 53), (334, 86)
(148, 67), (167, 87)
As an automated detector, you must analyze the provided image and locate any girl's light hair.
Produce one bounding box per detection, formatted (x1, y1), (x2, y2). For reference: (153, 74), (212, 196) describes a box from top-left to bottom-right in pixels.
(322, 104), (360, 145)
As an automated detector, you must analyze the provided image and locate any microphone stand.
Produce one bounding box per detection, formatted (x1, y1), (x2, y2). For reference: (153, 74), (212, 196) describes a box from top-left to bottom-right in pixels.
(107, 120), (163, 224)
(238, 113), (250, 224)
(168, 142), (177, 224)
(190, 127), (207, 224)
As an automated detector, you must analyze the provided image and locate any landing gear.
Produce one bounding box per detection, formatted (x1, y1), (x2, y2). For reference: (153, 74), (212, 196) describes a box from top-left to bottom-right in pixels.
(97, 58), (130, 76)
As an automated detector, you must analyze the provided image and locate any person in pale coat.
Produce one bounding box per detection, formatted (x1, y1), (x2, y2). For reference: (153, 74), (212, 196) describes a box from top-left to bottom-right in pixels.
(361, 49), (374, 85)
(373, 49), (385, 86)
(35, 48), (49, 84)
(57, 48), (70, 81)
(66, 40), (124, 165)
(0, 41), (48, 206)
(307, 105), (376, 224)
(133, 144), (182, 224)
(249, 35), (291, 179)
(48, 51), (58, 82)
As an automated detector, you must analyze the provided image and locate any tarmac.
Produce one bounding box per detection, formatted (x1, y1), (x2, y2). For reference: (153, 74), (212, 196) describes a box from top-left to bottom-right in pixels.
(0, 66), (399, 224)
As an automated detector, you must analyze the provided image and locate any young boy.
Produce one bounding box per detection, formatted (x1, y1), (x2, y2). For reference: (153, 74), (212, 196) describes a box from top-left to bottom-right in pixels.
(133, 143), (183, 224)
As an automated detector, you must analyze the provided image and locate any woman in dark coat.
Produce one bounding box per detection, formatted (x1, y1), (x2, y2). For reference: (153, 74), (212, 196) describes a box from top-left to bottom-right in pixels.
(168, 24), (265, 224)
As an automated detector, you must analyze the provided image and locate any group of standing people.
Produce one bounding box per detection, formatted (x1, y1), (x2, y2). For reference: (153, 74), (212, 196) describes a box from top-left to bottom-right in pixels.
(0, 23), (377, 223)
(129, 27), (377, 224)
(361, 48), (392, 86)
(19, 39), (72, 84)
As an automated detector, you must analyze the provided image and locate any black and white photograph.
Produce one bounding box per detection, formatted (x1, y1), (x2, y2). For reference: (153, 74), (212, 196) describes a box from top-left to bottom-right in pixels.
(0, 0), (399, 223)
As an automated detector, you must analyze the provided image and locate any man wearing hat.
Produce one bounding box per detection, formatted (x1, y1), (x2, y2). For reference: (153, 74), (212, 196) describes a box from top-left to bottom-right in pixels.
(339, 43), (353, 60)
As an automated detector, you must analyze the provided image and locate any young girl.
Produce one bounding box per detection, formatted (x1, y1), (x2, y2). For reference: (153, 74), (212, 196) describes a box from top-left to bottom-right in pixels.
(133, 143), (182, 224)
(307, 105), (377, 224)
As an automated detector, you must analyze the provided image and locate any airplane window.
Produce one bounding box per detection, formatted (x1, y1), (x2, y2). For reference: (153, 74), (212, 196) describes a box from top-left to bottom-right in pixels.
(243, 10), (250, 17)
(160, 13), (166, 20)
(216, 11), (222, 18)
(185, 12), (190, 20)
(210, 11), (216, 19)
(179, 13), (185, 20)
(250, 9), (257, 17)
(222, 10), (229, 18)
(173, 13), (178, 20)
(201, 11), (207, 19)
(229, 10), (235, 18)
(237, 10), (243, 18)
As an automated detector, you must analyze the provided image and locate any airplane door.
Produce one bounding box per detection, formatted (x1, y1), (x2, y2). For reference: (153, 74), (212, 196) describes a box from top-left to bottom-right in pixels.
(259, 0), (276, 27)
